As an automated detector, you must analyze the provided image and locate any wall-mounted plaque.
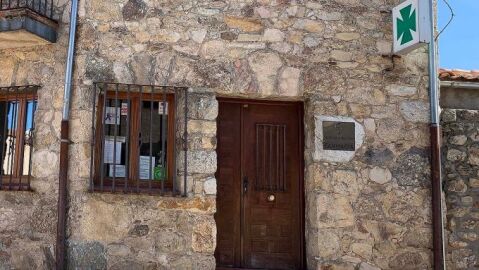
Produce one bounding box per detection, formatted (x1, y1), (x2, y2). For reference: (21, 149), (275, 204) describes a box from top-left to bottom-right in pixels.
(323, 121), (355, 151)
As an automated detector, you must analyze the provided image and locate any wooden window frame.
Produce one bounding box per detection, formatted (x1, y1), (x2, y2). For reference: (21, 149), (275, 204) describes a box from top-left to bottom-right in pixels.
(93, 91), (176, 193)
(0, 92), (37, 190)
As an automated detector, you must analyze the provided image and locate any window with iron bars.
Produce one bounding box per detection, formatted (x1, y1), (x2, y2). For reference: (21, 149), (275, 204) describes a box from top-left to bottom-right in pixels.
(90, 83), (188, 196)
(0, 86), (38, 191)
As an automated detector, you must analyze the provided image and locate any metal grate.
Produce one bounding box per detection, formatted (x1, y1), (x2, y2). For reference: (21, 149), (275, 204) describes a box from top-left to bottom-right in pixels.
(0, 0), (55, 20)
(89, 83), (188, 196)
(0, 85), (38, 191)
(255, 124), (286, 192)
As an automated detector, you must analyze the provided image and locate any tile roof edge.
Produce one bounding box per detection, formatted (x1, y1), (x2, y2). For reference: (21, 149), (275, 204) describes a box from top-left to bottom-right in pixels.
(439, 68), (479, 82)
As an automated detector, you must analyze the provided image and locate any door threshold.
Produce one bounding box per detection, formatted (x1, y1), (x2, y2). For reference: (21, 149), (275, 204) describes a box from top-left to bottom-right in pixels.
(217, 267), (280, 270)
(217, 268), (270, 270)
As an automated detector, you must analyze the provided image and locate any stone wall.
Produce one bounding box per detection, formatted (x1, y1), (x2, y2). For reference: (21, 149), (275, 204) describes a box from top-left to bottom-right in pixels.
(65, 88), (219, 269)
(442, 109), (479, 269)
(73, 0), (434, 268)
(0, 1), (70, 268)
(0, 0), (435, 269)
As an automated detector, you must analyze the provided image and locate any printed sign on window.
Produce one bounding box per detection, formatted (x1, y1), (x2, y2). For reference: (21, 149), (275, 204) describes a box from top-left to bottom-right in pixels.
(105, 136), (126, 143)
(121, 103), (128, 116)
(104, 139), (122, 164)
(139, 156), (155, 180)
(104, 107), (120, 125)
(158, 102), (168, 115)
(109, 165), (126, 178)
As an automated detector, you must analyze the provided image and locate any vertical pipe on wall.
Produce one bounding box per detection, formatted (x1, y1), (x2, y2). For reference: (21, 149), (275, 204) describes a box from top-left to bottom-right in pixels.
(61, 0), (78, 122)
(430, 124), (444, 270)
(427, 0), (445, 269)
(57, 0), (79, 269)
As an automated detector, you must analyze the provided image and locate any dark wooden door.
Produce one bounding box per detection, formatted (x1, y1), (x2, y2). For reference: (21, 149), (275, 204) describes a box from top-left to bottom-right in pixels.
(215, 99), (304, 270)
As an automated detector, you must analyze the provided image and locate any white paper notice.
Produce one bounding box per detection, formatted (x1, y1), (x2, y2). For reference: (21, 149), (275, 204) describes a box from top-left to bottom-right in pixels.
(109, 165), (126, 177)
(105, 136), (126, 143)
(104, 140), (122, 164)
(158, 102), (168, 115)
(121, 103), (128, 116)
(139, 156), (155, 180)
(104, 107), (120, 125)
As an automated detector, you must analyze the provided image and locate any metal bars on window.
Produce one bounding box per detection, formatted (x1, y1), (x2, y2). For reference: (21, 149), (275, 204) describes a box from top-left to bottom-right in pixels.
(90, 83), (188, 196)
(255, 124), (286, 192)
(0, 0), (55, 20)
(0, 85), (38, 191)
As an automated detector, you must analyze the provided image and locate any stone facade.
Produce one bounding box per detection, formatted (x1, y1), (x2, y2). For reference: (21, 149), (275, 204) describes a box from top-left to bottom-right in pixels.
(0, 0), (435, 269)
(0, 1), (69, 268)
(442, 109), (479, 269)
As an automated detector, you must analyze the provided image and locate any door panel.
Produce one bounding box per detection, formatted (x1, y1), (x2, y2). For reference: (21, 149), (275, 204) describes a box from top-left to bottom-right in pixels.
(242, 103), (301, 270)
(215, 102), (242, 267)
(215, 100), (303, 270)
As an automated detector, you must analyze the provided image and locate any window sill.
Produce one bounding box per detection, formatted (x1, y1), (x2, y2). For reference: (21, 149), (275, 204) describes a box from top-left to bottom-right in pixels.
(0, 182), (32, 191)
(89, 186), (184, 197)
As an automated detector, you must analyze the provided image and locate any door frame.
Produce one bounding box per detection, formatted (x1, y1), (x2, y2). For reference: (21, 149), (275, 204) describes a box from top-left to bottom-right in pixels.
(216, 97), (306, 269)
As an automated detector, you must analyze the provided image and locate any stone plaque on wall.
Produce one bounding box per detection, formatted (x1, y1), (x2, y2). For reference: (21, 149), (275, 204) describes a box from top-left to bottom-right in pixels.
(322, 121), (355, 151)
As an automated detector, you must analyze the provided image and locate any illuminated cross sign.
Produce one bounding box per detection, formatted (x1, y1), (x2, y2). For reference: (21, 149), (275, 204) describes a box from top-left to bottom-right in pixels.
(393, 0), (431, 55)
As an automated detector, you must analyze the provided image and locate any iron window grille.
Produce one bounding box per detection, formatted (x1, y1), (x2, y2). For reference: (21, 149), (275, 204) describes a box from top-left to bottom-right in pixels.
(90, 83), (188, 196)
(0, 85), (38, 191)
(0, 0), (55, 19)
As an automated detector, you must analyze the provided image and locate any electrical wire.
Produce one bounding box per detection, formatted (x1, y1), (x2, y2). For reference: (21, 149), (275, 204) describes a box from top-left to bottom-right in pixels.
(436, 0), (455, 40)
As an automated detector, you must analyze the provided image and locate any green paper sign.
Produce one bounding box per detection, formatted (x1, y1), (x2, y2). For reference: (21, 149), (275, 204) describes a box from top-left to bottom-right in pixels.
(154, 166), (166, 181)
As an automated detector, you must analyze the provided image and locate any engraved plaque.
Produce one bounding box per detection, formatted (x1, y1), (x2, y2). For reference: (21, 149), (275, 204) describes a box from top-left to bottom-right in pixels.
(322, 121), (355, 151)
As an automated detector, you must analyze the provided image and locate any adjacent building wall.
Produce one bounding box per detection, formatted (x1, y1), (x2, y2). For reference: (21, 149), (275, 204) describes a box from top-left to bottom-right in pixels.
(442, 108), (479, 269)
(1, 0), (434, 269)
(0, 1), (70, 268)
(441, 86), (479, 110)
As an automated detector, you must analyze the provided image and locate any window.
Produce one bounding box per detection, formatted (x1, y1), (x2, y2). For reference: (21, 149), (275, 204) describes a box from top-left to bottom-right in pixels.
(90, 83), (187, 195)
(0, 86), (38, 191)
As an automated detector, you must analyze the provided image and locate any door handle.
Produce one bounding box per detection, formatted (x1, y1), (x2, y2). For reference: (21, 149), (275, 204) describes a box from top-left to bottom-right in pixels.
(243, 176), (249, 194)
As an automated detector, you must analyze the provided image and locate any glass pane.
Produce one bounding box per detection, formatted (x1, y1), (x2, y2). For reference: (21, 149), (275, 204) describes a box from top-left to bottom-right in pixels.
(22, 100), (37, 176)
(139, 100), (168, 181)
(103, 98), (129, 179)
(0, 101), (19, 176)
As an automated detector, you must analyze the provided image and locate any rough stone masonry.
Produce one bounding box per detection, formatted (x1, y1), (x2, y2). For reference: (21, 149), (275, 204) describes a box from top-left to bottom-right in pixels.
(442, 109), (479, 269)
(0, 0), (434, 269)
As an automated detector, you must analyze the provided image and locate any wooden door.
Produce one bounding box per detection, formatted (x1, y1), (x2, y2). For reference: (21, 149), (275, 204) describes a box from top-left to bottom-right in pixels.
(215, 99), (304, 270)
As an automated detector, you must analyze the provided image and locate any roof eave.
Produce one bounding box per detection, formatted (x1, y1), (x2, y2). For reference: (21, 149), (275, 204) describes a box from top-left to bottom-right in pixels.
(440, 80), (479, 90)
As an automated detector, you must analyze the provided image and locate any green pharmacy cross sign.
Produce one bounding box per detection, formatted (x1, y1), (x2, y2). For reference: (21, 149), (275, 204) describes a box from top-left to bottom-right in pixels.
(397, 4), (416, 45)
(393, 0), (431, 55)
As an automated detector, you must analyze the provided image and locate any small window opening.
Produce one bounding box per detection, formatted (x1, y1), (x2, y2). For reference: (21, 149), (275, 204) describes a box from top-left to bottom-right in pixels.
(0, 85), (38, 191)
(90, 83), (188, 196)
